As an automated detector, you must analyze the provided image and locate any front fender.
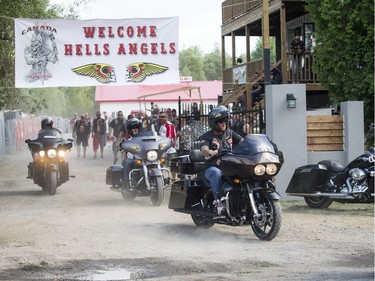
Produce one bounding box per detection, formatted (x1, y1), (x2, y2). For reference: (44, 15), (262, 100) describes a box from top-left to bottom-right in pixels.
(267, 190), (282, 200)
(46, 163), (58, 172)
(148, 167), (163, 177)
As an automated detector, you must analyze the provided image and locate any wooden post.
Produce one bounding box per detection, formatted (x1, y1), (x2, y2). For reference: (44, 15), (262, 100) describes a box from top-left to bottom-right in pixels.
(262, 0), (270, 85)
(280, 4), (288, 84)
(231, 31), (236, 66)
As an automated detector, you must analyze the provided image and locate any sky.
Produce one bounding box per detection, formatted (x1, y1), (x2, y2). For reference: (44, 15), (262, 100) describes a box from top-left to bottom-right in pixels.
(50, 0), (222, 54)
(50, 0), (257, 54)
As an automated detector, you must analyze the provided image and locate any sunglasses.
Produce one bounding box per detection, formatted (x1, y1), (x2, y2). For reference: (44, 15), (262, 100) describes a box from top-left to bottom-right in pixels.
(130, 126), (139, 129)
(159, 116), (168, 118)
(217, 119), (228, 124)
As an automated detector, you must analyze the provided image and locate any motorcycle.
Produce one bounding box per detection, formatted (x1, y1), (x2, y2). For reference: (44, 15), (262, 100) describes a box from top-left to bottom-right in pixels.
(168, 134), (284, 241)
(26, 129), (73, 195)
(286, 147), (374, 208)
(106, 131), (173, 206)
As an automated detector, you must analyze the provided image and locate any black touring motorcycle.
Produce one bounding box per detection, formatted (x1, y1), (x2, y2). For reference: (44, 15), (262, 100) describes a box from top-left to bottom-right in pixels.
(106, 131), (173, 206)
(168, 134), (284, 241)
(286, 147), (374, 208)
(26, 129), (73, 195)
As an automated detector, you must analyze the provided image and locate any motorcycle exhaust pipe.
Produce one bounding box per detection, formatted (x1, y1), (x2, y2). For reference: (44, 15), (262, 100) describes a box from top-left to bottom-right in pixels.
(286, 192), (358, 199)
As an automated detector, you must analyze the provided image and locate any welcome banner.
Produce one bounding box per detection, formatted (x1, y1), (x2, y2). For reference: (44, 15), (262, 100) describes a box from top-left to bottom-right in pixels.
(15, 17), (179, 88)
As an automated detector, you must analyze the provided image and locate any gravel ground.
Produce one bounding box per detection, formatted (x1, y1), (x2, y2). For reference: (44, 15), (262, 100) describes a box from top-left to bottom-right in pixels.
(0, 146), (373, 281)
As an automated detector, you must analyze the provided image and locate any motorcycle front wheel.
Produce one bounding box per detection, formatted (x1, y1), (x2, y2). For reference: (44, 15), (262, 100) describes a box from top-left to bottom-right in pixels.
(304, 196), (333, 209)
(149, 176), (164, 206)
(47, 169), (57, 195)
(250, 197), (281, 241)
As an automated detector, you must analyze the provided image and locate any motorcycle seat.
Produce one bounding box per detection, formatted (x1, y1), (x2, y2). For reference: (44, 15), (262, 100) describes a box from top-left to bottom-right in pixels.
(189, 150), (206, 174)
(189, 150), (205, 162)
(318, 160), (345, 172)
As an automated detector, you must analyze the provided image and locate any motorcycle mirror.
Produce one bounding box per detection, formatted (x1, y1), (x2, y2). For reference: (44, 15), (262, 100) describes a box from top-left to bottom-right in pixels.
(25, 139), (31, 144)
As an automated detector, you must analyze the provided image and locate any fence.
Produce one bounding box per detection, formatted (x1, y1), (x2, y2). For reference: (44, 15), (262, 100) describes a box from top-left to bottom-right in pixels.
(176, 98), (265, 155)
(0, 112), (70, 160)
(307, 115), (344, 151)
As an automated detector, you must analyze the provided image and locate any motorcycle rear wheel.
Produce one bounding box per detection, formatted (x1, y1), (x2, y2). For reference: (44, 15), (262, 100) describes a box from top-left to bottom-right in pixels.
(150, 177), (164, 206)
(304, 196), (333, 209)
(191, 214), (215, 229)
(190, 199), (215, 229)
(250, 198), (281, 241)
(121, 191), (136, 201)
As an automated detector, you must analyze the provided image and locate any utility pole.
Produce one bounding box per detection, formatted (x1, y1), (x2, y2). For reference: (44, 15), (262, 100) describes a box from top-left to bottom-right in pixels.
(262, 0), (271, 84)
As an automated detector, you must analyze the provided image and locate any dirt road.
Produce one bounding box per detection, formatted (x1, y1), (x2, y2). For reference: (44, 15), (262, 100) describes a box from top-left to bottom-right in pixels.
(0, 145), (373, 281)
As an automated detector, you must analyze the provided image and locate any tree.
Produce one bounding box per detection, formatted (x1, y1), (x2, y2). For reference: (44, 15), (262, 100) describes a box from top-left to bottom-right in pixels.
(0, 0), (92, 116)
(306, 0), (374, 145)
(179, 46), (206, 80)
(203, 43), (222, 80)
(250, 37), (276, 63)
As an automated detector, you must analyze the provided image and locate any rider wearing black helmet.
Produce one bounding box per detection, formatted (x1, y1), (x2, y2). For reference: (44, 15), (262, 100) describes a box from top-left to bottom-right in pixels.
(121, 118), (142, 185)
(126, 118), (141, 136)
(27, 117), (62, 178)
(199, 106), (243, 215)
(41, 117), (53, 129)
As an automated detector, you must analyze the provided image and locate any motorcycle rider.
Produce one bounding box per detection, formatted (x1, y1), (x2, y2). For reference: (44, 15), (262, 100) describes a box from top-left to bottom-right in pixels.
(27, 117), (62, 178)
(120, 118), (141, 187)
(199, 106), (243, 215)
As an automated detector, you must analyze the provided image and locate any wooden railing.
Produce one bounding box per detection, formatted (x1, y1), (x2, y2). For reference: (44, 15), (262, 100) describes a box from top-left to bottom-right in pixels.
(223, 53), (319, 92)
(222, 0), (262, 24)
(307, 115), (344, 151)
(287, 52), (318, 83)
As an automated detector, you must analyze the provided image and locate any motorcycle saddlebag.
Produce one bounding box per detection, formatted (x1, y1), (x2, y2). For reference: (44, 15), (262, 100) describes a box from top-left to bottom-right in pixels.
(106, 165), (123, 186)
(286, 164), (329, 193)
(168, 179), (202, 209)
(170, 155), (195, 174)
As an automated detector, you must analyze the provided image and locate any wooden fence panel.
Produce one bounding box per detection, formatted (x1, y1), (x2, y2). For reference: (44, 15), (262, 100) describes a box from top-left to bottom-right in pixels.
(307, 115), (344, 151)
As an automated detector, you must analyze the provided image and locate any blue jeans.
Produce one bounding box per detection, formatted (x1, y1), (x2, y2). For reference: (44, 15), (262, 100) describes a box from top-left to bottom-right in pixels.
(204, 166), (223, 201)
(122, 158), (133, 182)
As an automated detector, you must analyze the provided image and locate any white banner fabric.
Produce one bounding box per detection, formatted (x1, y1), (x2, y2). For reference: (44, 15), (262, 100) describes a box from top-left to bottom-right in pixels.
(15, 18), (179, 88)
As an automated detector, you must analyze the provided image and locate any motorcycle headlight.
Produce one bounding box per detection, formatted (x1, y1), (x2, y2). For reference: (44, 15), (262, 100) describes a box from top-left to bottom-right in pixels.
(47, 149), (57, 158)
(58, 150), (66, 157)
(254, 164), (266, 176)
(146, 150), (158, 161)
(266, 164), (278, 175)
(38, 150), (46, 157)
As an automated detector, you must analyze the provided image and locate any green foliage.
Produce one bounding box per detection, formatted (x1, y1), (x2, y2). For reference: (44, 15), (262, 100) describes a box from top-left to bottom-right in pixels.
(250, 37), (276, 63)
(179, 46), (206, 80)
(203, 43), (222, 80)
(0, 0), (93, 116)
(179, 43), (223, 81)
(306, 0), (374, 145)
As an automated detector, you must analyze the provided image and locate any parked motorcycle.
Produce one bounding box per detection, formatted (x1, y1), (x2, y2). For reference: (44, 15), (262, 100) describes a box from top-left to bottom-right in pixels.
(168, 134), (284, 241)
(106, 131), (173, 206)
(26, 129), (73, 195)
(286, 147), (374, 208)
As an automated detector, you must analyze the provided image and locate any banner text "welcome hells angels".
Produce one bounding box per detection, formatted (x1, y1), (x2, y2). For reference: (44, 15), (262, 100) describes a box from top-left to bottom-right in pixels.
(64, 25), (176, 56)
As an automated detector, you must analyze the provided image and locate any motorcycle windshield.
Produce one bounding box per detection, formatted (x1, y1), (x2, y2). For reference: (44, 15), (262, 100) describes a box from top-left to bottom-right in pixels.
(38, 129), (63, 140)
(232, 134), (277, 155)
(33, 129), (65, 149)
(121, 132), (173, 159)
